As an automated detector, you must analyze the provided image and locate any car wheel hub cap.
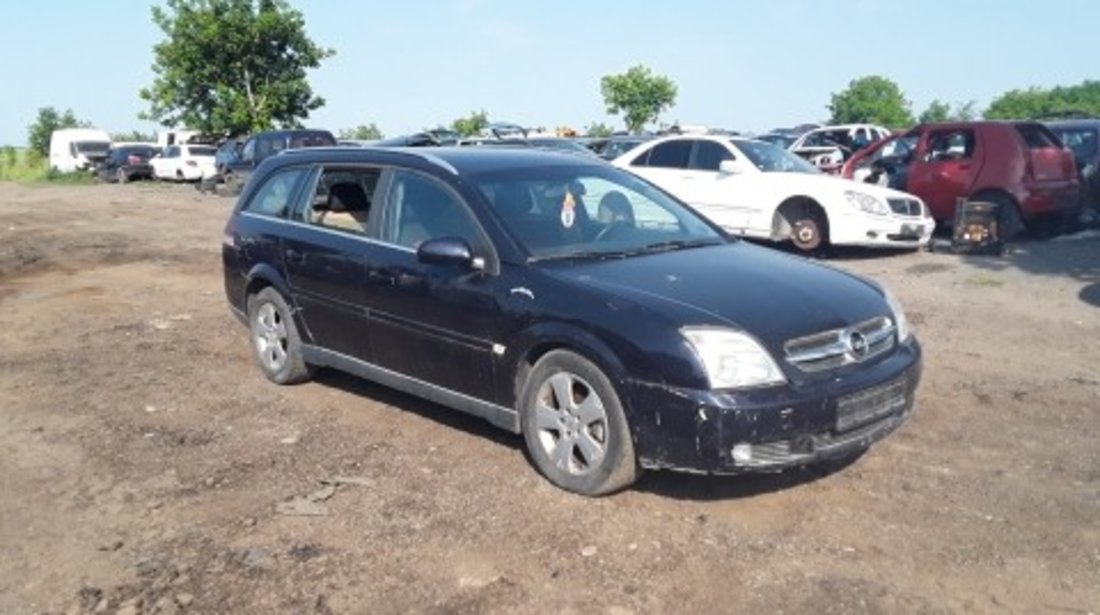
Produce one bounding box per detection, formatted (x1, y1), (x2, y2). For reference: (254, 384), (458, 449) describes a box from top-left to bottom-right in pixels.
(253, 302), (288, 371)
(533, 372), (608, 476)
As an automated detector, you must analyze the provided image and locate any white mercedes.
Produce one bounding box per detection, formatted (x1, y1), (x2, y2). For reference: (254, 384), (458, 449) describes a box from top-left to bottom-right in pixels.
(613, 135), (934, 251)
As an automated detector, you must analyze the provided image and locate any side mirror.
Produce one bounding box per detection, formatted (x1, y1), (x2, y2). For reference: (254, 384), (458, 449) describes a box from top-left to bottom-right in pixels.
(416, 237), (482, 270)
(718, 160), (742, 175)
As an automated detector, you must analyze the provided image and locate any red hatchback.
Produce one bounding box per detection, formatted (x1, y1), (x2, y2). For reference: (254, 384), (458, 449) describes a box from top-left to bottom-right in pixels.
(842, 122), (1080, 234)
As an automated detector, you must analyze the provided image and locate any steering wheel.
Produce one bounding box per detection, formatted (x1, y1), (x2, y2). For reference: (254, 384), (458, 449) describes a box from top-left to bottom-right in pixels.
(594, 220), (633, 243)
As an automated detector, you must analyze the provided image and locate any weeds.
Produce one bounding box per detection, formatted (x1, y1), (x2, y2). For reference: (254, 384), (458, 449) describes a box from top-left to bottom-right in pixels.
(0, 148), (95, 183)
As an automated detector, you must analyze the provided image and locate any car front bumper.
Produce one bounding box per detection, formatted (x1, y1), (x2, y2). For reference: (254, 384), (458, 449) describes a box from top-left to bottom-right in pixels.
(830, 212), (935, 248)
(626, 340), (922, 474)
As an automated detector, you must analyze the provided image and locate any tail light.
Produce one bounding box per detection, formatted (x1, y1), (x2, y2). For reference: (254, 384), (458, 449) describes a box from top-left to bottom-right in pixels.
(127, 155), (142, 165)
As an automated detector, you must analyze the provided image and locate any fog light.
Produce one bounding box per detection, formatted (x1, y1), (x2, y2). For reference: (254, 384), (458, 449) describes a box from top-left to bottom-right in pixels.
(731, 443), (752, 465)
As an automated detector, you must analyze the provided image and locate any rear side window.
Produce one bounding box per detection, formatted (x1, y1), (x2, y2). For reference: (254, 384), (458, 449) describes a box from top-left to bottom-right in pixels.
(298, 167), (383, 236)
(1014, 123), (1061, 149)
(690, 140), (734, 171)
(243, 168), (306, 217)
(643, 140), (692, 169)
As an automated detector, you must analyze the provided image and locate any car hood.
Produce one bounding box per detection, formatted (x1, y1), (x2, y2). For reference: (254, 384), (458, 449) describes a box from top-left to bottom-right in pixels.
(540, 242), (890, 351)
(762, 171), (918, 202)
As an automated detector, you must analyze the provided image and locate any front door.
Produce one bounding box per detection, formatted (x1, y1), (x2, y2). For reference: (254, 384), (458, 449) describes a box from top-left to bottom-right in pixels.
(363, 169), (501, 401)
(907, 128), (980, 220)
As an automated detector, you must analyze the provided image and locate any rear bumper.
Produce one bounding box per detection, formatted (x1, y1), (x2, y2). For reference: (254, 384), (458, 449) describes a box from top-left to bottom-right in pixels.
(1017, 181), (1081, 217)
(626, 340), (922, 474)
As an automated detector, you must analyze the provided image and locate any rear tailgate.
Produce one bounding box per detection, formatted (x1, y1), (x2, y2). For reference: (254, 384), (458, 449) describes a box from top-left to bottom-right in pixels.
(1015, 122), (1077, 181)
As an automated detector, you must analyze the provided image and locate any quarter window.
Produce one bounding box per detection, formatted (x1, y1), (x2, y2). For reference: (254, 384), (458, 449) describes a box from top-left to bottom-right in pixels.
(382, 171), (484, 250)
(243, 168), (306, 217)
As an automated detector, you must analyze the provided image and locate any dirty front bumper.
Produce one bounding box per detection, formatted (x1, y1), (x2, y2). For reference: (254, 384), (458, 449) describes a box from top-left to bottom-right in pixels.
(627, 340), (921, 474)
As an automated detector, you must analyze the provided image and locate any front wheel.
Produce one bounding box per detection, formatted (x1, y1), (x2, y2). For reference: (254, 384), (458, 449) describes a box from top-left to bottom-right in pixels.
(519, 350), (638, 496)
(247, 288), (314, 385)
(790, 209), (829, 252)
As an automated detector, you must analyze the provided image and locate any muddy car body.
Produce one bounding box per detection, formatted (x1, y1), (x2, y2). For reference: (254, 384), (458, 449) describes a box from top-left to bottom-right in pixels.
(222, 147), (922, 494)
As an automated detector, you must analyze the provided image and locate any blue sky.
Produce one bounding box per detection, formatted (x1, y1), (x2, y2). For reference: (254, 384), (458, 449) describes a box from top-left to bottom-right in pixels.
(1, 0), (1097, 145)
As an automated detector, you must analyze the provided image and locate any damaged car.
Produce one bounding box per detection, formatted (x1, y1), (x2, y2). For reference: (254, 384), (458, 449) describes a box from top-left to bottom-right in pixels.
(223, 146), (922, 495)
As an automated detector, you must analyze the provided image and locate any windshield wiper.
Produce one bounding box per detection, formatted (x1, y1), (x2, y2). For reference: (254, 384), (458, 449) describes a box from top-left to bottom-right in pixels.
(630, 238), (722, 254)
(529, 250), (631, 263)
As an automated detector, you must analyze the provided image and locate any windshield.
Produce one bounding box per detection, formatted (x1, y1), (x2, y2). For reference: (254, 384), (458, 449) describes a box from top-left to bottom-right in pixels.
(74, 141), (110, 154)
(472, 165), (724, 260)
(799, 130), (852, 150)
(734, 140), (820, 174)
(1051, 127), (1098, 161)
(187, 145), (217, 156)
(528, 138), (593, 155)
(756, 133), (796, 149)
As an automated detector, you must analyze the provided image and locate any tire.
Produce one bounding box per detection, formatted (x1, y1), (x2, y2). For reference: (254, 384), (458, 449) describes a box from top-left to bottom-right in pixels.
(973, 193), (1023, 241)
(519, 350), (638, 496)
(788, 202), (829, 252)
(176, 169), (184, 182)
(247, 287), (314, 385)
(116, 168), (129, 184)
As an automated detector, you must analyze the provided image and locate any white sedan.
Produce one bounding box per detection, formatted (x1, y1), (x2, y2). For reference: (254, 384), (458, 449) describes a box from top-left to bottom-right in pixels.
(150, 144), (218, 181)
(613, 135), (935, 251)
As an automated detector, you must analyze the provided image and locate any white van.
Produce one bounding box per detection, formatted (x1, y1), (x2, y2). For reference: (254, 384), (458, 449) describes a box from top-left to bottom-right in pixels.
(49, 128), (112, 172)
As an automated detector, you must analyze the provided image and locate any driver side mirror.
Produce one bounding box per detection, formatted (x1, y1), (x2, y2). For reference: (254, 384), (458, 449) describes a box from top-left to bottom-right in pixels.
(416, 237), (483, 271)
(718, 160), (742, 175)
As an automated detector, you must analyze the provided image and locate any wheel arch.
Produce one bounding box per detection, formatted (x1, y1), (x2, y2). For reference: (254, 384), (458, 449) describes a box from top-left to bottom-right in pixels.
(243, 264), (314, 344)
(772, 195), (829, 240)
(506, 323), (630, 410)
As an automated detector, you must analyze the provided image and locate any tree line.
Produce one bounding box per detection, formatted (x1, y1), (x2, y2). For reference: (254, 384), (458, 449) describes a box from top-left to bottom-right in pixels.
(21, 0), (1100, 156)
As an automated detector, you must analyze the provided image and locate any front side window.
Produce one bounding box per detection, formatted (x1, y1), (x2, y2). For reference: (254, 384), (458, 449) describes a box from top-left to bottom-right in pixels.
(381, 171), (484, 250)
(243, 168), (306, 217)
(690, 140), (734, 171)
(734, 140), (819, 174)
(298, 167), (382, 236)
(473, 164), (722, 260)
(241, 139), (256, 161)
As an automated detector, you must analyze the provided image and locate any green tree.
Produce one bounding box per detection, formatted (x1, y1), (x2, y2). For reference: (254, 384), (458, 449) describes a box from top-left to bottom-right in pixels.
(140, 0), (334, 136)
(918, 99), (978, 124)
(828, 76), (914, 128)
(451, 110), (489, 137)
(338, 124), (384, 141)
(111, 130), (157, 143)
(585, 122), (614, 138)
(27, 107), (90, 157)
(985, 80), (1100, 119)
(600, 65), (678, 134)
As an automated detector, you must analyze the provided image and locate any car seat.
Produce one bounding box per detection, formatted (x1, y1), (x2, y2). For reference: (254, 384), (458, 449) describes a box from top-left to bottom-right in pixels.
(319, 182), (371, 234)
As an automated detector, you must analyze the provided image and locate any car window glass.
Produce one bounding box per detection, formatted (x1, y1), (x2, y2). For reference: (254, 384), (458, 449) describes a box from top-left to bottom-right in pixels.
(690, 140), (733, 171)
(576, 177), (679, 229)
(1053, 128), (1098, 160)
(255, 137), (274, 160)
(241, 139), (256, 161)
(1014, 123), (1060, 149)
(382, 171), (483, 250)
(299, 167), (382, 236)
(243, 168), (305, 217)
(923, 130), (975, 162)
(645, 140), (692, 169)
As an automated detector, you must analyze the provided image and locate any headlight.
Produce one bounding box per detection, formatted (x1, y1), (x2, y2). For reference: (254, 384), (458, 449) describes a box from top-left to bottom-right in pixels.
(681, 328), (786, 389)
(883, 288), (910, 343)
(844, 190), (889, 215)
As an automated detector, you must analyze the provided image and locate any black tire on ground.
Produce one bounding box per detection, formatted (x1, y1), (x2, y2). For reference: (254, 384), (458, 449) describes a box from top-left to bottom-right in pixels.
(519, 350), (639, 496)
(247, 287), (314, 385)
(787, 202), (829, 252)
(176, 170), (184, 182)
(974, 193), (1023, 241)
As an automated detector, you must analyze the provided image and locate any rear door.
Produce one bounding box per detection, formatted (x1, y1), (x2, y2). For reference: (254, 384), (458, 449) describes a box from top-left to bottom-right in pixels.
(906, 127), (980, 220)
(682, 139), (756, 230)
(362, 168), (501, 401)
(623, 139), (693, 198)
(281, 165), (386, 360)
(1014, 122), (1075, 182)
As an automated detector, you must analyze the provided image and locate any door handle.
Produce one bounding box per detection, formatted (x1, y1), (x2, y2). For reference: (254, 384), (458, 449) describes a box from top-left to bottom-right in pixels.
(366, 269), (396, 286)
(284, 248), (305, 264)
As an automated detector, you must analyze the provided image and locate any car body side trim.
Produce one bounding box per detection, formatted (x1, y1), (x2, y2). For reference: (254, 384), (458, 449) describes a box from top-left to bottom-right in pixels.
(301, 345), (520, 433)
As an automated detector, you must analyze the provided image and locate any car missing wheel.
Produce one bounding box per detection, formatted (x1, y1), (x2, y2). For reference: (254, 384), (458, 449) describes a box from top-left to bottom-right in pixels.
(222, 146), (922, 495)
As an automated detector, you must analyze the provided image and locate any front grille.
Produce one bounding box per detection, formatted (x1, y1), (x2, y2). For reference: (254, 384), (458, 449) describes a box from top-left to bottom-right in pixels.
(835, 375), (909, 432)
(784, 316), (895, 373)
(887, 198), (923, 217)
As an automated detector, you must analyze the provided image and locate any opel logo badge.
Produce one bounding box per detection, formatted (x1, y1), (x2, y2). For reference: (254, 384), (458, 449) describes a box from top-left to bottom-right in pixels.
(847, 331), (869, 359)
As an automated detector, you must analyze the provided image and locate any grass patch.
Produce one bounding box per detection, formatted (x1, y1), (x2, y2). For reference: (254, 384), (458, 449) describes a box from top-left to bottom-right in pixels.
(0, 146), (95, 184)
(966, 274), (1005, 288)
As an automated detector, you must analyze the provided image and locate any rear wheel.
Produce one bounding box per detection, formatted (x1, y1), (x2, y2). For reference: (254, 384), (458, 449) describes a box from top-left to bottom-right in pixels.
(972, 193), (1023, 241)
(247, 287), (314, 385)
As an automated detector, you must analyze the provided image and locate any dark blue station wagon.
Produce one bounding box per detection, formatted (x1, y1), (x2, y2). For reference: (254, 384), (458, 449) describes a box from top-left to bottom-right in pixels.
(223, 147), (922, 495)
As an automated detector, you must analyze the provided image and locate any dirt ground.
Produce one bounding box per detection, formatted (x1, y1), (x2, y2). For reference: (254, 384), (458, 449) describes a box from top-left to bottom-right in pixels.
(0, 181), (1097, 615)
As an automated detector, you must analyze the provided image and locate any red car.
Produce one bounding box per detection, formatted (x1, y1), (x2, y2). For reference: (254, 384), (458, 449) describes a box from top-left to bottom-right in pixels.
(842, 121), (1080, 235)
